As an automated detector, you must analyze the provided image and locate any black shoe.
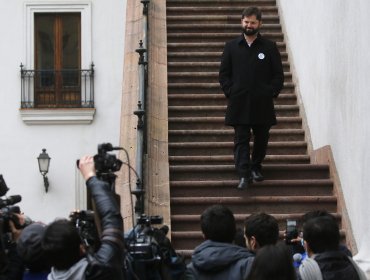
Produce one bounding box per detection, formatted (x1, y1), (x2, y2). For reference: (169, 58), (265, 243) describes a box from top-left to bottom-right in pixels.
(237, 177), (251, 190)
(251, 170), (264, 182)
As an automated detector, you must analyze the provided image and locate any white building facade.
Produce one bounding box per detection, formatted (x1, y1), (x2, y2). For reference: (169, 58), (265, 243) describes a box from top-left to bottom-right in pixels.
(0, 0), (126, 222)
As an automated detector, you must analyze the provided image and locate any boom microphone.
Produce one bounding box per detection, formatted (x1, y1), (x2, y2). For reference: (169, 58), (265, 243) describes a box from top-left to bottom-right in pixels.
(0, 195), (22, 208)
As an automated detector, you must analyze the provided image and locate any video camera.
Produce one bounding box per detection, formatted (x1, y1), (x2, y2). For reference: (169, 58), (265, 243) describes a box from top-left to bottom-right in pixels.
(126, 214), (164, 260)
(0, 175), (30, 256)
(69, 209), (100, 252)
(77, 143), (123, 177)
(0, 175), (25, 233)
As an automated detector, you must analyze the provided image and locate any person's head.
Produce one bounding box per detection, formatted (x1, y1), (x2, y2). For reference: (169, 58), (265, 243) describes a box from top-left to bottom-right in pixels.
(299, 210), (334, 228)
(42, 219), (84, 270)
(17, 222), (50, 272)
(244, 213), (279, 251)
(241, 7), (262, 37)
(303, 216), (340, 256)
(200, 204), (236, 243)
(247, 242), (297, 280)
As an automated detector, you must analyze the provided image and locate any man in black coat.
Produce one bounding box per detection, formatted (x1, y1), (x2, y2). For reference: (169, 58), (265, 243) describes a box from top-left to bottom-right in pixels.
(219, 6), (284, 189)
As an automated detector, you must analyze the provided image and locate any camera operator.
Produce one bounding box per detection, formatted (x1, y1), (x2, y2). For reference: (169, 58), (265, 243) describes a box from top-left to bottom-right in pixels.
(41, 155), (124, 280)
(0, 212), (36, 280)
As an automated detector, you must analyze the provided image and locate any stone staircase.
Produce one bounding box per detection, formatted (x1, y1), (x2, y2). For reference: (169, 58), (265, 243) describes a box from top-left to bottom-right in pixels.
(166, 0), (339, 257)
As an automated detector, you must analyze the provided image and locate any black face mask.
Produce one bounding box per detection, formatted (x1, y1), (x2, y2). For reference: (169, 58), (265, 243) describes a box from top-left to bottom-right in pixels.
(243, 28), (259, 36)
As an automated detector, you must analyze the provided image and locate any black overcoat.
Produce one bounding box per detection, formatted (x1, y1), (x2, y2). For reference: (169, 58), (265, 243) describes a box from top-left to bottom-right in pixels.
(219, 33), (284, 126)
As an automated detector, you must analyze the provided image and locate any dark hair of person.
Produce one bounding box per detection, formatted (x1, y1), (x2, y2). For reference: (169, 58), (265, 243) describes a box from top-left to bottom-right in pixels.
(303, 216), (340, 253)
(299, 210), (334, 227)
(244, 213), (279, 247)
(247, 242), (297, 280)
(200, 204), (236, 243)
(241, 7), (262, 21)
(41, 219), (82, 270)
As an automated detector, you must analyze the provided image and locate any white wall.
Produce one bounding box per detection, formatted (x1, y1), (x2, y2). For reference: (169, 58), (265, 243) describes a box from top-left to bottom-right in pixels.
(0, 0), (126, 222)
(278, 0), (370, 273)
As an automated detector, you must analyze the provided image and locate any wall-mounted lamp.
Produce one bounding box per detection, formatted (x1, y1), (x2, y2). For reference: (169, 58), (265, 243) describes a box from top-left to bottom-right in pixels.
(37, 149), (51, 192)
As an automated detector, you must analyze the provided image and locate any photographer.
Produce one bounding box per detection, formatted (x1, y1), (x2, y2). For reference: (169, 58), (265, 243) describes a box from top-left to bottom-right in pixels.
(0, 213), (26, 280)
(41, 155), (124, 280)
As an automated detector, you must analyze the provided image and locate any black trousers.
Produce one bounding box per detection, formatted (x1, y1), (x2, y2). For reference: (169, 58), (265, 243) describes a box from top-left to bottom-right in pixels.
(233, 125), (271, 178)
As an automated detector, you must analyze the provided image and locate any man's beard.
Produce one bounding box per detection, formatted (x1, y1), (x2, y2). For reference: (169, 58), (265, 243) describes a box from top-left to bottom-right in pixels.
(243, 27), (259, 36)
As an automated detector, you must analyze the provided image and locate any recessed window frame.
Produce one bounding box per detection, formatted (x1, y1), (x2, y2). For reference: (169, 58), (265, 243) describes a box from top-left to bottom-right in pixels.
(21, 1), (95, 125)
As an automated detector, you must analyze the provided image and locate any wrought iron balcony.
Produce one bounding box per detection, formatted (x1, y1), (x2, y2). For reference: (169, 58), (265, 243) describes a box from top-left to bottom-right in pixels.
(20, 64), (94, 109)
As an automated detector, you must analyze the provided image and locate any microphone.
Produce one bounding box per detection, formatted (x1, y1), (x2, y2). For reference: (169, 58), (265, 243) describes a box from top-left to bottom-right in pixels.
(0, 195), (22, 208)
(293, 253), (303, 265)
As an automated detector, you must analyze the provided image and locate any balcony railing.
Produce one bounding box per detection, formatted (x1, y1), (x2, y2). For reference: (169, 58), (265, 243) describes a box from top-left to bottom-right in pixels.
(20, 64), (94, 109)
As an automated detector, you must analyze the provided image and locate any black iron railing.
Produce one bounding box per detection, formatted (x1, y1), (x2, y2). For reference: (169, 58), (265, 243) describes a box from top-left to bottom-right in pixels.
(20, 63), (94, 109)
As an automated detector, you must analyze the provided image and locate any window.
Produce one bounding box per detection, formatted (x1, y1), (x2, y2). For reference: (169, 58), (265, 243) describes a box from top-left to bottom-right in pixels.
(34, 13), (81, 107)
(21, 2), (94, 124)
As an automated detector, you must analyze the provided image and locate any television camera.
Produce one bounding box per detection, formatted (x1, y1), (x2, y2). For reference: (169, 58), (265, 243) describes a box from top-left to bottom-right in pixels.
(69, 209), (100, 252)
(0, 174), (31, 270)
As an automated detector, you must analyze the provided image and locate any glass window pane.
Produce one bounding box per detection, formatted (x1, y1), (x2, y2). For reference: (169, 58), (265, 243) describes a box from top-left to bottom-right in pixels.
(35, 14), (55, 70)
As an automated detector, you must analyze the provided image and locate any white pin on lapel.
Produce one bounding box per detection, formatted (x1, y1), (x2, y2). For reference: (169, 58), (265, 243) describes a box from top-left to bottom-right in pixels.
(258, 53), (265, 59)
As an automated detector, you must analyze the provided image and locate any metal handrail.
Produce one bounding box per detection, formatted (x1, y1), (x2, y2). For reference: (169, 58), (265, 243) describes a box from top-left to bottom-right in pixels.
(132, 0), (149, 215)
(20, 63), (94, 109)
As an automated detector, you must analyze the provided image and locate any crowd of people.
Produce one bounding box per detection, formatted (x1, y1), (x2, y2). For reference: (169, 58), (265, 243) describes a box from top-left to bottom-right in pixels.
(184, 205), (367, 280)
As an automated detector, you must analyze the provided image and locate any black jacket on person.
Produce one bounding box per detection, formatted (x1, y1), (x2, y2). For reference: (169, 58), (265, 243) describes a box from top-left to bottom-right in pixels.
(47, 176), (124, 280)
(184, 240), (254, 280)
(315, 251), (361, 280)
(219, 33), (284, 126)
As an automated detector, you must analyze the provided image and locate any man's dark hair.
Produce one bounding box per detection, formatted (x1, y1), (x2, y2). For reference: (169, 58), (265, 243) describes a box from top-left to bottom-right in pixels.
(244, 213), (279, 247)
(241, 6), (262, 21)
(42, 219), (82, 270)
(299, 210), (334, 227)
(303, 216), (340, 253)
(200, 204), (236, 243)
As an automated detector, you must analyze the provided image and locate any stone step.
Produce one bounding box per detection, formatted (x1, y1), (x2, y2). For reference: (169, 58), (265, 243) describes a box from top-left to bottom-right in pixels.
(168, 71), (292, 83)
(169, 154), (310, 165)
(168, 81), (294, 89)
(169, 128), (305, 142)
(167, 23), (282, 33)
(168, 93), (297, 106)
(167, 41), (287, 52)
(167, 14), (280, 24)
(169, 141), (307, 156)
(166, 0), (277, 7)
(169, 164), (330, 181)
(166, 6), (278, 16)
(168, 62), (291, 72)
(170, 196), (337, 216)
(168, 104), (298, 117)
(170, 179), (333, 198)
(167, 32), (284, 43)
(168, 116), (302, 130)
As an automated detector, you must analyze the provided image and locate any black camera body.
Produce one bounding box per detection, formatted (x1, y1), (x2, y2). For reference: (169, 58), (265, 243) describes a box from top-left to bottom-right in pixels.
(125, 214), (164, 261)
(136, 214), (163, 227)
(0, 176), (24, 233)
(77, 143), (123, 175)
(286, 219), (299, 245)
(94, 143), (123, 175)
(69, 210), (100, 252)
(0, 205), (22, 233)
(0, 176), (27, 255)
